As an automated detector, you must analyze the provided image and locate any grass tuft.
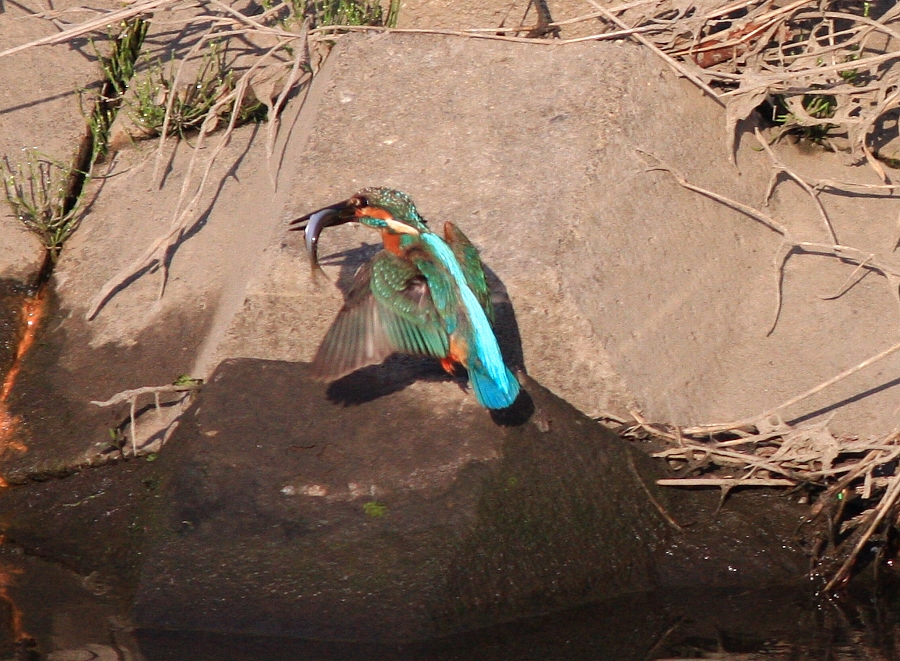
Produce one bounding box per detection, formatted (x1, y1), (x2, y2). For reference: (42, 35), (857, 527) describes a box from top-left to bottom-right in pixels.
(305, 0), (399, 28)
(0, 152), (85, 263)
(128, 41), (267, 140)
(90, 17), (150, 162)
(772, 93), (840, 146)
(265, 0), (400, 30)
(2, 18), (148, 266)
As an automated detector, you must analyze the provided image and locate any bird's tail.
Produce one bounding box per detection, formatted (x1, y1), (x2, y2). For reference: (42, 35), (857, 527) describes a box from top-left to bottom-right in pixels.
(469, 363), (520, 410)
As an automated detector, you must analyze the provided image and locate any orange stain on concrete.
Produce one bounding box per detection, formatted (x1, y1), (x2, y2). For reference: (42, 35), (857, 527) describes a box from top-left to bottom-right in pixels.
(0, 562), (30, 645)
(0, 289), (46, 403)
(0, 286), (47, 469)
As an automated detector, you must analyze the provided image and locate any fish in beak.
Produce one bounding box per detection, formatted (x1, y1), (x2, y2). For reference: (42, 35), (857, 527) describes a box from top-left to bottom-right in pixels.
(288, 201), (357, 269)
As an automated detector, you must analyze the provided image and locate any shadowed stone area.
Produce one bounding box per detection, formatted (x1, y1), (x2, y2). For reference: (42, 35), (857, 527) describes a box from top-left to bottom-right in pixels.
(0, 290), (215, 483)
(134, 586), (845, 661)
(0, 355), (807, 643)
(132, 358), (672, 640)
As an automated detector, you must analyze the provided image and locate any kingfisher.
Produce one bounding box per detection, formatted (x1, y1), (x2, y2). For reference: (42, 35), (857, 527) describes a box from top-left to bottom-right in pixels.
(290, 187), (520, 410)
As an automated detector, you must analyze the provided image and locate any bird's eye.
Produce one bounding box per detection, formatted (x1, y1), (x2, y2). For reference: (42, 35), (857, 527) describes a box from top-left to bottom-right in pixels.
(351, 196), (367, 207)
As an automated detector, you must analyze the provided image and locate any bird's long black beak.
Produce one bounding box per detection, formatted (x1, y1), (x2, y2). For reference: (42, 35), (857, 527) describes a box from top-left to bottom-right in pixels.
(289, 201), (356, 270)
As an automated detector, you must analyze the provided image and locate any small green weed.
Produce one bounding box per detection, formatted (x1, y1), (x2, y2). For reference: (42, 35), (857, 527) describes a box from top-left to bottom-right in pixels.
(0, 152), (85, 262)
(306, 0), (399, 28)
(3, 18), (148, 263)
(173, 374), (203, 387)
(89, 17), (150, 161)
(265, 0), (399, 30)
(772, 93), (840, 146)
(98, 18), (149, 99)
(363, 501), (387, 518)
(128, 42), (266, 140)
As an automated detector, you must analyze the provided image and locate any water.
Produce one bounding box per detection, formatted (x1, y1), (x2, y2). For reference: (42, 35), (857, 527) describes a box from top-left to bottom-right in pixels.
(2, 542), (900, 661)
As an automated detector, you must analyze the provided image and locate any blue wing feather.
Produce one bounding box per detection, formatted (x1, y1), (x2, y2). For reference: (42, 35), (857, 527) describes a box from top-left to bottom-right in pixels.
(420, 233), (520, 408)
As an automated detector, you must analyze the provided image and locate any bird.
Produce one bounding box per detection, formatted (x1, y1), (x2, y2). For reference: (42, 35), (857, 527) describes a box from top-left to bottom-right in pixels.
(289, 187), (520, 410)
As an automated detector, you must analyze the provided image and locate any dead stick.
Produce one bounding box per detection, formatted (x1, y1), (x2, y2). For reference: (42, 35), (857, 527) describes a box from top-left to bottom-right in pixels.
(685, 339), (900, 435)
(753, 128), (837, 244)
(825, 470), (900, 590)
(90, 383), (202, 407)
(584, 0), (724, 106)
(657, 478), (795, 487)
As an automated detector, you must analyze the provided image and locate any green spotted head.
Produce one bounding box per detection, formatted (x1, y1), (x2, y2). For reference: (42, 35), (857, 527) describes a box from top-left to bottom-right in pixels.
(350, 187), (429, 232)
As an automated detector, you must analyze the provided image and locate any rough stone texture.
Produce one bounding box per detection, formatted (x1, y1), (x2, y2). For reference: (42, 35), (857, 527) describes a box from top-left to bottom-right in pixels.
(0, 227), (42, 283)
(0, 549), (135, 661)
(1, 122), (281, 479)
(0, 360), (806, 645)
(250, 33), (900, 436)
(8, 30), (900, 480)
(130, 358), (804, 641)
(0, 0), (115, 280)
(108, 0), (288, 151)
(130, 359), (670, 640)
(395, 0), (604, 39)
(0, 0), (105, 168)
(685, 144), (900, 434)
(0, 5), (884, 651)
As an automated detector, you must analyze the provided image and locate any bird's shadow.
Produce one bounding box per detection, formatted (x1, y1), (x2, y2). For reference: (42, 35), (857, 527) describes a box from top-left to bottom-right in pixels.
(325, 354), (459, 404)
(319, 243), (530, 425)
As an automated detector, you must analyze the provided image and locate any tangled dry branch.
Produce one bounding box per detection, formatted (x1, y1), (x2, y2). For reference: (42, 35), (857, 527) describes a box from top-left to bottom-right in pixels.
(91, 381), (203, 456)
(637, 128), (900, 588)
(627, 405), (900, 589)
(604, 0), (900, 177)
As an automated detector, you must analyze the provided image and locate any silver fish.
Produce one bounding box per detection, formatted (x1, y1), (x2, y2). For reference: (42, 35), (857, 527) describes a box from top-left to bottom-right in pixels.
(289, 203), (352, 270)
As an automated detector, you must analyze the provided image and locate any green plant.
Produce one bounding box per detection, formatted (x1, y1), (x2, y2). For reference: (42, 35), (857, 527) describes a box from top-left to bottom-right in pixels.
(298, 0), (400, 28)
(99, 18), (149, 99)
(173, 374), (203, 387)
(1, 18), (147, 271)
(128, 41), (266, 140)
(0, 152), (85, 262)
(363, 501), (387, 517)
(773, 92), (840, 145)
(89, 17), (150, 161)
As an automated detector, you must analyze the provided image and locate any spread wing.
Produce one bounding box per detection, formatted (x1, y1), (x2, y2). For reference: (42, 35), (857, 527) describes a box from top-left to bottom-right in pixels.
(443, 221), (495, 324)
(310, 251), (450, 381)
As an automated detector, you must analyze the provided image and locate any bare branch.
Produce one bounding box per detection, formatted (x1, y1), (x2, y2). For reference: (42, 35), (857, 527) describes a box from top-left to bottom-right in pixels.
(753, 128), (837, 244)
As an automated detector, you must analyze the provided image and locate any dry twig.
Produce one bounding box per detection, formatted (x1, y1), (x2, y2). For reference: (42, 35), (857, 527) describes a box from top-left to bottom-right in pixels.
(92, 382), (202, 456)
(641, 150), (900, 334)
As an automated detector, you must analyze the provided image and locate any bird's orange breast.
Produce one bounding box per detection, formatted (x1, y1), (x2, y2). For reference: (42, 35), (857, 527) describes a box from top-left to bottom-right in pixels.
(381, 230), (404, 256)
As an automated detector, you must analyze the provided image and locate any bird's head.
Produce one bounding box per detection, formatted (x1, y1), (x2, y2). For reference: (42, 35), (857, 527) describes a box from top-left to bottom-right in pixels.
(289, 187), (428, 268)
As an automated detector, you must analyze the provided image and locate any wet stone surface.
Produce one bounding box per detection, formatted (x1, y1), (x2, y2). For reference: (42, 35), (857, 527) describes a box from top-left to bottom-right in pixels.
(0, 279), (31, 380)
(0, 286), (810, 644)
(131, 357), (673, 640)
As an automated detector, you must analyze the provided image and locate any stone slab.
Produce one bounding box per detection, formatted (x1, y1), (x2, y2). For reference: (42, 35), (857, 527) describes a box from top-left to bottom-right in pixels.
(395, 0), (603, 39)
(7, 30), (900, 475)
(240, 32), (900, 436)
(131, 359), (669, 639)
(0, 0), (117, 280)
(1, 119), (284, 478)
